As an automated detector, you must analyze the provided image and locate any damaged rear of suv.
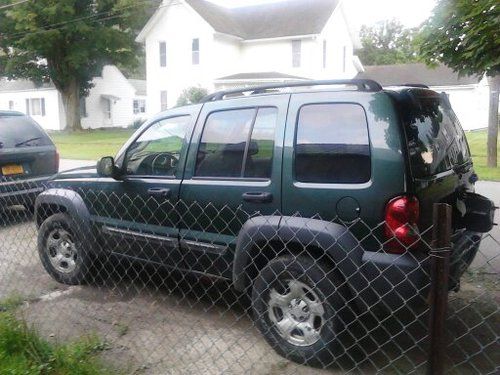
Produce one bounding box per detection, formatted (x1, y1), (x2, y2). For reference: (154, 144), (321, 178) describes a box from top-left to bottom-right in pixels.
(34, 80), (496, 366)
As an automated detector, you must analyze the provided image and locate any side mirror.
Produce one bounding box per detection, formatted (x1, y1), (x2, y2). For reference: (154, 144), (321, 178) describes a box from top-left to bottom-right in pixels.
(97, 156), (119, 178)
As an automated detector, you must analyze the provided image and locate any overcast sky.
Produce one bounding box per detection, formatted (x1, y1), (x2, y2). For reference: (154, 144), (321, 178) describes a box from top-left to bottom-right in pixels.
(209, 0), (437, 28)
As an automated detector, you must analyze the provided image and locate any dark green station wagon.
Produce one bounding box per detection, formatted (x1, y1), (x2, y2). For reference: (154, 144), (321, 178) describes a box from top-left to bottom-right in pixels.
(34, 80), (495, 366)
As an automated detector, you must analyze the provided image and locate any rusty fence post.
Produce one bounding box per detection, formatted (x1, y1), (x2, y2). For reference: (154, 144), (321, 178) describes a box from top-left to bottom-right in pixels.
(427, 203), (452, 375)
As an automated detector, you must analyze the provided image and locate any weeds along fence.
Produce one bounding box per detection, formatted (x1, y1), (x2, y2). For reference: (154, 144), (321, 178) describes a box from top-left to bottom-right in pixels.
(0, 181), (498, 374)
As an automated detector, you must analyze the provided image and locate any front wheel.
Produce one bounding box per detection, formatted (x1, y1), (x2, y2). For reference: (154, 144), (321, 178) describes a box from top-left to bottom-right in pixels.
(252, 255), (348, 367)
(38, 213), (93, 285)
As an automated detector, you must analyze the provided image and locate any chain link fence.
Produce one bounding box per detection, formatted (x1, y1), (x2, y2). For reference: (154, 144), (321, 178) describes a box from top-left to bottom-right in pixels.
(0, 179), (498, 374)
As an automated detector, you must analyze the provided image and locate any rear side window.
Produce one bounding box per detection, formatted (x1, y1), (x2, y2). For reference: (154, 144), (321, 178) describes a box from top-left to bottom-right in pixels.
(295, 103), (371, 184)
(195, 107), (277, 178)
(402, 93), (471, 178)
(0, 115), (52, 149)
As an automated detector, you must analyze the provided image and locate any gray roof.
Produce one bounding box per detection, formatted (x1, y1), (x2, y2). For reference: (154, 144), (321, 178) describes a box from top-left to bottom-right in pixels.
(186, 0), (340, 39)
(128, 79), (147, 96)
(216, 72), (308, 80)
(355, 63), (481, 87)
(0, 78), (54, 92)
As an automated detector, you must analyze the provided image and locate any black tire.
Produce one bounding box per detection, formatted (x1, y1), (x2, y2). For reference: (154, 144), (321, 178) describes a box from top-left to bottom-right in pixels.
(38, 213), (93, 285)
(252, 255), (348, 368)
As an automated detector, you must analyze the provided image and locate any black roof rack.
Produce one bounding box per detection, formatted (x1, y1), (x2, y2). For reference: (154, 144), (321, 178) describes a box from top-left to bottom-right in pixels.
(201, 79), (383, 102)
(401, 83), (430, 88)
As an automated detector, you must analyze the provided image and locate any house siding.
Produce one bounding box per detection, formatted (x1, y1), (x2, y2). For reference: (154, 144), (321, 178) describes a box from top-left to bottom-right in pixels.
(317, 6), (357, 79)
(433, 80), (490, 131)
(0, 88), (63, 130)
(0, 65), (145, 131)
(145, 1), (215, 115)
(81, 66), (146, 129)
(142, 0), (361, 115)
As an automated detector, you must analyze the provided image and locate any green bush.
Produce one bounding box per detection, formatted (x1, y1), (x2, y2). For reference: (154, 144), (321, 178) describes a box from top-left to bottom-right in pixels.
(128, 118), (145, 130)
(176, 86), (208, 107)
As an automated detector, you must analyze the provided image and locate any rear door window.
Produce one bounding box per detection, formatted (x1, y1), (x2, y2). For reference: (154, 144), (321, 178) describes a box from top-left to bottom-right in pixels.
(195, 107), (277, 178)
(402, 93), (471, 178)
(0, 115), (52, 149)
(295, 103), (371, 183)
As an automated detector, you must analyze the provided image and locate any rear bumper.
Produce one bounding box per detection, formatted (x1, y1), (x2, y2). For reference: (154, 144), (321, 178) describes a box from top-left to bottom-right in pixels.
(0, 176), (51, 207)
(356, 230), (481, 312)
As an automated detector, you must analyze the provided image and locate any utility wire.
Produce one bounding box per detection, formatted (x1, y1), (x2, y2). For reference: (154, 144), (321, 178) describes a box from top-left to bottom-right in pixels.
(0, 0), (32, 11)
(0, 0), (161, 40)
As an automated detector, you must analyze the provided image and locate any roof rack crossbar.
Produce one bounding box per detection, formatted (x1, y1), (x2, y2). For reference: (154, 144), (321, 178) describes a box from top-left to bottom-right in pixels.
(201, 79), (383, 102)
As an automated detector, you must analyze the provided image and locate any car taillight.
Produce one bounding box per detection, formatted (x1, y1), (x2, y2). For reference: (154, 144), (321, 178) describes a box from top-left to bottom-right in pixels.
(54, 151), (60, 172)
(384, 195), (420, 254)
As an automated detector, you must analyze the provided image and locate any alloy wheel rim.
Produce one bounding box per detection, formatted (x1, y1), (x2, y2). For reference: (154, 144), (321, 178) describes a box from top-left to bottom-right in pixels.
(267, 279), (325, 347)
(46, 228), (78, 274)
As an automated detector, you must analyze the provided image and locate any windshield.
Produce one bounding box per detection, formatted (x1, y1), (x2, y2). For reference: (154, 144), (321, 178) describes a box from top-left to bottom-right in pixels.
(401, 92), (471, 178)
(0, 115), (52, 149)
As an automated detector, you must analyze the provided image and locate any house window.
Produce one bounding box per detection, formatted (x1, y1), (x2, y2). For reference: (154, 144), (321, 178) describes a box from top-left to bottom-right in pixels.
(133, 99), (146, 114)
(160, 91), (168, 111)
(159, 41), (167, 67)
(8, 100), (14, 110)
(25, 98), (45, 116)
(292, 39), (301, 68)
(192, 38), (200, 65)
(80, 97), (87, 118)
(323, 40), (327, 69)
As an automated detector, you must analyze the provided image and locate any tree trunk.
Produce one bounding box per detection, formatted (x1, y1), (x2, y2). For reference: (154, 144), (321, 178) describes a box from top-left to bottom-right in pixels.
(61, 79), (82, 131)
(487, 75), (499, 168)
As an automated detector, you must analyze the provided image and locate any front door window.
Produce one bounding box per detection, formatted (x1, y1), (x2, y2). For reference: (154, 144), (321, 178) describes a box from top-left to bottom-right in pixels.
(125, 115), (191, 177)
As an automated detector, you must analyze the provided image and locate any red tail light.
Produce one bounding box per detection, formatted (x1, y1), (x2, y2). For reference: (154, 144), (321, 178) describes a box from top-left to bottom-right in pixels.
(54, 150), (60, 172)
(384, 195), (420, 254)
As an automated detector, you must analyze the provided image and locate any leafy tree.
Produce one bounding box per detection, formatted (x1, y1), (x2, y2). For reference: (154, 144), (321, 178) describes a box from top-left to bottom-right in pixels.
(419, 0), (500, 167)
(0, 0), (151, 130)
(357, 19), (421, 66)
(176, 87), (209, 107)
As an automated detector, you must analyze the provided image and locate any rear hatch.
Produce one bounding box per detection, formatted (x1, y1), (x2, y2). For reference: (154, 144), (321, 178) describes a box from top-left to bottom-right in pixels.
(396, 89), (474, 229)
(0, 113), (58, 182)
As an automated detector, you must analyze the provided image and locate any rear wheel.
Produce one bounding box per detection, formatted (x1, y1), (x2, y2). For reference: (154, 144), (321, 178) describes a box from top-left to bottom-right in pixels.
(252, 255), (348, 367)
(38, 213), (93, 285)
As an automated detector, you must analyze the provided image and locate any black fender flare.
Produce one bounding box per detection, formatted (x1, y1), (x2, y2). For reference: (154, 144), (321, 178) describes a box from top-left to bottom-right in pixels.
(35, 188), (93, 243)
(232, 216), (368, 295)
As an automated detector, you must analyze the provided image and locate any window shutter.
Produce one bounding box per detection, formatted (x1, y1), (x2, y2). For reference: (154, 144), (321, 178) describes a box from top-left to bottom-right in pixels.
(26, 99), (30, 115)
(323, 40), (327, 69)
(292, 40), (301, 68)
(41, 98), (46, 116)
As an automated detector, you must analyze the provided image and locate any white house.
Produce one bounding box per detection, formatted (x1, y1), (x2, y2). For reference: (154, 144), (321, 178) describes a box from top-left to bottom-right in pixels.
(356, 63), (490, 131)
(136, 0), (363, 115)
(0, 65), (147, 131)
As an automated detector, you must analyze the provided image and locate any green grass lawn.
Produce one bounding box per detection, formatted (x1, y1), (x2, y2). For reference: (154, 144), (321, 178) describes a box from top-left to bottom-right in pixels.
(465, 130), (500, 182)
(49, 129), (134, 160)
(50, 128), (500, 181)
(0, 296), (117, 375)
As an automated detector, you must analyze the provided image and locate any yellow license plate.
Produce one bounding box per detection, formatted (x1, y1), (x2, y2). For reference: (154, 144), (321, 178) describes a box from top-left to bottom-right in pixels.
(1, 164), (24, 176)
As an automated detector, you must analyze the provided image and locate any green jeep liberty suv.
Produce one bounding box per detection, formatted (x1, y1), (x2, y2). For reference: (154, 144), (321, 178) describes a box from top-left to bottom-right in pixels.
(34, 80), (495, 366)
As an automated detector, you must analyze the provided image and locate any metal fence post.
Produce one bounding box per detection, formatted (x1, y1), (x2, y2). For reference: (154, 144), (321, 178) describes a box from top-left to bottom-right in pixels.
(427, 203), (452, 375)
